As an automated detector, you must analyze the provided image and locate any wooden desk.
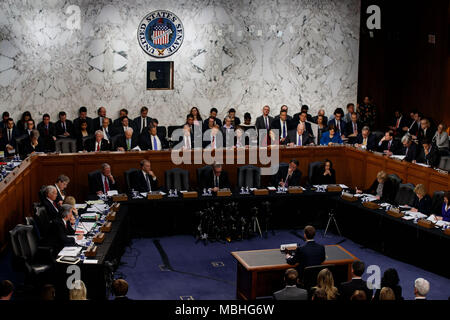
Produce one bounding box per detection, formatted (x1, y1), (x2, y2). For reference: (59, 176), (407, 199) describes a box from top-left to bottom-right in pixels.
(231, 245), (358, 300)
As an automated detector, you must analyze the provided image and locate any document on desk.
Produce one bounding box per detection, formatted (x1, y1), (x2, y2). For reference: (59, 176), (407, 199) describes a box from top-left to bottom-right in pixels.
(338, 184), (349, 189)
(404, 211), (427, 219)
(58, 247), (81, 257)
(402, 216), (415, 221)
(415, 163), (430, 168)
(390, 155), (406, 161)
(107, 190), (118, 197)
(86, 200), (105, 205)
(75, 204), (87, 209)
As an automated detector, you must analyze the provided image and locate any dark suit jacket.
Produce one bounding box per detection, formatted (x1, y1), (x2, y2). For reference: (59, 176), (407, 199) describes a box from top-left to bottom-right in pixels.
(89, 172), (118, 195)
(403, 142), (418, 162)
(47, 219), (76, 253)
(273, 286), (308, 301)
(286, 130), (313, 146)
(223, 117), (241, 127)
(314, 168), (336, 185)
(200, 170), (231, 190)
(312, 115), (328, 125)
(115, 135), (139, 151)
(417, 128), (435, 143)
(413, 194), (432, 215)
(133, 116), (152, 134)
(20, 137), (44, 157)
(1, 127), (20, 155)
(255, 115), (274, 131)
(286, 241), (326, 275)
(365, 178), (395, 203)
(131, 170), (158, 193)
(73, 117), (94, 135)
(139, 132), (168, 150)
(43, 198), (62, 222)
(84, 138), (111, 152)
(328, 119), (346, 135)
(37, 122), (57, 152)
(378, 139), (402, 155)
(55, 120), (74, 137)
(408, 121), (421, 137)
(344, 121), (362, 137)
(202, 118), (223, 132)
(355, 133), (377, 151)
(275, 167), (302, 187)
(416, 145), (440, 167)
(92, 117), (112, 132)
(339, 278), (373, 301)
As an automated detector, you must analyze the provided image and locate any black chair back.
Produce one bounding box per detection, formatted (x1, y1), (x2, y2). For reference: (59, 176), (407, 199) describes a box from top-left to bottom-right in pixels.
(271, 162), (288, 186)
(34, 206), (50, 240)
(157, 126), (167, 139)
(388, 174), (402, 200)
(9, 225), (38, 271)
(197, 166), (213, 190)
(124, 168), (139, 193)
(82, 135), (93, 150)
(438, 156), (450, 171)
(38, 185), (47, 204)
(394, 183), (416, 206)
(165, 168), (189, 191)
(308, 161), (323, 185)
(301, 264), (336, 292)
(55, 138), (77, 153)
(110, 134), (122, 150)
(431, 191), (445, 215)
(237, 165), (261, 188)
(25, 216), (41, 241)
(168, 126), (182, 139)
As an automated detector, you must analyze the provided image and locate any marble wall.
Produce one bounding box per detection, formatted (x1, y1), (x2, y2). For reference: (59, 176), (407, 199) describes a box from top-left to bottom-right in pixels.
(0, 0), (360, 126)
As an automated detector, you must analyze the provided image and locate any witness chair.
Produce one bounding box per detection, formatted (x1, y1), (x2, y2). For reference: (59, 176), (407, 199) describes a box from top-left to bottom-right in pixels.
(165, 168), (190, 191)
(308, 161), (323, 185)
(394, 183), (416, 206)
(124, 168), (139, 193)
(237, 165), (261, 189)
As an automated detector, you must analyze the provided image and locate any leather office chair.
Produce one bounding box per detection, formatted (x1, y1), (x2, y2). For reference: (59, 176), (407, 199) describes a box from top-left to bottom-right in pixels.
(438, 156), (450, 171)
(301, 264), (336, 292)
(197, 166), (213, 190)
(38, 185), (47, 204)
(110, 134), (122, 151)
(9, 224), (53, 281)
(34, 206), (51, 241)
(157, 126), (167, 139)
(55, 138), (77, 153)
(165, 168), (189, 191)
(388, 174), (402, 200)
(88, 170), (101, 195)
(271, 162), (288, 186)
(372, 131), (384, 144)
(124, 168), (139, 193)
(394, 183), (416, 206)
(237, 165), (261, 189)
(308, 161), (323, 185)
(431, 191), (445, 215)
(168, 125), (182, 140)
(81, 135), (93, 150)
(25, 216), (41, 242)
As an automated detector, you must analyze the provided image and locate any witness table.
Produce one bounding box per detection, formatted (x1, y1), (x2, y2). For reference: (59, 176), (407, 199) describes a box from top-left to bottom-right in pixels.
(231, 245), (358, 300)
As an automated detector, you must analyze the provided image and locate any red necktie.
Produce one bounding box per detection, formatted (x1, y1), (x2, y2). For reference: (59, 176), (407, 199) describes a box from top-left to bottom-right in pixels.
(396, 118), (400, 129)
(96, 143), (100, 151)
(104, 177), (109, 193)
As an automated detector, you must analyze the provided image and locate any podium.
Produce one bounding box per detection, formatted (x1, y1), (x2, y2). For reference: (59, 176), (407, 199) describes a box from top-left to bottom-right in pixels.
(231, 245), (358, 300)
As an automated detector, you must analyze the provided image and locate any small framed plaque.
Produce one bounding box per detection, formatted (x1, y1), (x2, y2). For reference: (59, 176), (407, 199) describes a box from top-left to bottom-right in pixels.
(147, 61), (174, 90)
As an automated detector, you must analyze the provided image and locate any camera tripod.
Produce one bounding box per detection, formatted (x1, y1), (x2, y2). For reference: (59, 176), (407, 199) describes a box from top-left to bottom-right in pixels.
(323, 209), (342, 237)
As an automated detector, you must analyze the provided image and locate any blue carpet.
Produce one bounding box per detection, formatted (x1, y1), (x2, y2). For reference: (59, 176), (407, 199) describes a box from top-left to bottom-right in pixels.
(114, 230), (450, 300)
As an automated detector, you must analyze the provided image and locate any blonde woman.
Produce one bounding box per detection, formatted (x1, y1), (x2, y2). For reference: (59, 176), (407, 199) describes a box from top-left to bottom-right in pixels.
(356, 170), (395, 202)
(63, 196), (78, 217)
(379, 287), (395, 301)
(410, 184), (432, 215)
(69, 280), (87, 300)
(311, 268), (339, 300)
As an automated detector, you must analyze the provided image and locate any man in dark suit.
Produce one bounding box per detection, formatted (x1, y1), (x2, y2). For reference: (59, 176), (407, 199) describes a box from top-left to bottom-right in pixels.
(377, 130), (402, 155)
(73, 106), (94, 135)
(112, 279), (130, 301)
(24, 119), (36, 138)
(286, 226), (326, 275)
(0, 111), (10, 130)
(401, 135), (418, 162)
(355, 126), (377, 151)
(203, 125), (223, 149)
(113, 108), (129, 128)
(293, 105), (313, 124)
(276, 159), (302, 187)
(133, 106), (152, 135)
(339, 260), (372, 300)
(271, 110), (290, 145)
(202, 108), (222, 131)
(47, 204), (82, 254)
(286, 123), (313, 147)
(274, 105), (293, 122)
(200, 163), (230, 191)
(255, 105), (273, 132)
(92, 106), (111, 132)
(54, 174), (70, 205)
(174, 124), (194, 150)
(84, 130), (110, 152)
(273, 269), (308, 300)
(328, 108), (346, 138)
(42, 185), (62, 221)
(89, 163), (119, 196)
(344, 112), (362, 143)
(295, 111), (314, 138)
(407, 111), (422, 139)
(416, 138), (440, 167)
(312, 109), (328, 125)
(131, 159), (158, 193)
(55, 111), (74, 138)
(2, 118), (20, 156)
(139, 125), (168, 150)
(37, 114), (57, 152)
(116, 128), (139, 151)
(389, 110), (410, 137)
(417, 118), (435, 144)
(100, 117), (112, 142)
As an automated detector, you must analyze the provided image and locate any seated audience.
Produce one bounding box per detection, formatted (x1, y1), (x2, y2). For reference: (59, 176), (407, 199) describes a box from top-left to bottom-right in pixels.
(202, 108), (222, 130)
(85, 130), (110, 152)
(401, 135), (418, 162)
(294, 110), (314, 139)
(344, 112), (361, 143)
(54, 174), (70, 204)
(17, 111), (33, 135)
(320, 125), (343, 146)
(0, 280), (14, 300)
(410, 184), (432, 215)
(132, 159), (158, 193)
(436, 191), (450, 222)
(339, 260), (372, 300)
(414, 278), (430, 300)
(378, 287), (396, 301)
(55, 111), (74, 138)
(377, 130), (402, 155)
(112, 279), (130, 300)
(356, 170), (395, 203)
(373, 268), (403, 301)
(90, 163), (119, 196)
(133, 106), (151, 135)
(37, 114), (57, 152)
(286, 226), (326, 275)
(74, 119), (91, 151)
(240, 112), (254, 130)
(415, 138), (440, 167)
(116, 116), (135, 136)
(311, 288), (328, 301)
(235, 127), (251, 148)
(24, 119), (36, 138)
(311, 268), (339, 300)
(417, 118), (435, 143)
(350, 290), (367, 301)
(93, 106), (111, 132)
(69, 280), (87, 300)
(224, 108), (240, 127)
(355, 126), (376, 151)
(273, 268), (308, 301)
(389, 110), (409, 137)
(344, 103), (356, 123)
(287, 123), (314, 147)
(315, 159), (336, 185)
(116, 128), (139, 151)
(40, 284), (56, 301)
(276, 159), (302, 188)
(201, 163), (230, 192)
(140, 125), (168, 151)
(0, 111), (10, 129)
(112, 108), (129, 128)
(312, 109), (328, 125)
(432, 123), (449, 154)
(100, 117), (112, 142)
(327, 108), (346, 138)
(73, 106), (93, 135)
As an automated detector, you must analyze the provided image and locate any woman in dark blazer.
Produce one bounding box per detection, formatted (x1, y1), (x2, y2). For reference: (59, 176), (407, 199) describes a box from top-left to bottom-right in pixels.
(356, 171), (395, 203)
(437, 192), (450, 222)
(411, 184), (432, 215)
(372, 268), (403, 301)
(316, 159), (336, 185)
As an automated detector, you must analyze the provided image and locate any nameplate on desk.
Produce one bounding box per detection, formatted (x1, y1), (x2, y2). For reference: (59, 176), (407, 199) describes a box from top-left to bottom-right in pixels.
(84, 245), (97, 257)
(387, 209), (404, 218)
(417, 219), (435, 229)
(444, 228), (450, 236)
(106, 211), (116, 221)
(362, 202), (381, 210)
(253, 189), (269, 196)
(288, 187), (303, 194)
(112, 194), (128, 202)
(148, 192), (163, 200)
(182, 191), (198, 198)
(111, 203), (120, 212)
(217, 189), (231, 197)
(341, 193), (358, 202)
(327, 185), (343, 192)
(100, 222), (112, 233)
(93, 232), (105, 244)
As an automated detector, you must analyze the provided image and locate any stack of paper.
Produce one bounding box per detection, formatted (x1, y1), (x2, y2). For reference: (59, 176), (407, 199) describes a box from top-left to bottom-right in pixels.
(390, 155), (406, 161)
(58, 247), (81, 257)
(404, 211), (427, 219)
(75, 204), (87, 209)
